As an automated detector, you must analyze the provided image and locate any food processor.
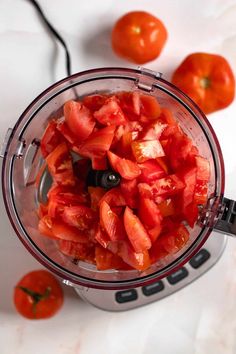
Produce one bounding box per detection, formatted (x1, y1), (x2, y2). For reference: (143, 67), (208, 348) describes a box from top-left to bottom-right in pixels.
(1, 67), (236, 311)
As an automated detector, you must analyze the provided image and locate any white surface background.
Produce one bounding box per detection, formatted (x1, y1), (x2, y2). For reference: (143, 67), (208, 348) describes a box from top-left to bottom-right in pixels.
(1, 0), (236, 353)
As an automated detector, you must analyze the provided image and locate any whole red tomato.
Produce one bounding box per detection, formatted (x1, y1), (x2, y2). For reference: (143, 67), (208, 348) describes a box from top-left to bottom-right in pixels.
(14, 270), (64, 319)
(111, 11), (167, 64)
(172, 53), (235, 114)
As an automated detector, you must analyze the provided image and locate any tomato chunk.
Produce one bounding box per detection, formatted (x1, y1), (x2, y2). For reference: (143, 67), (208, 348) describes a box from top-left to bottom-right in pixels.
(95, 246), (127, 270)
(52, 220), (89, 243)
(59, 240), (95, 263)
(120, 178), (138, 209)
(77, 125), (116, 165)
(100, 201), (126, 241)
(138, 159), (166, 183)
(107, 151), (141, 180)
(41, 120), (64, 158)
(62, 205), (96, 230)
(94, 96), (126, 126)
(151, 174), (185, 198)
(123, 207), (151, 252)
(46, 142), (75, 186)
(99, 187), (126, 207)
(131, 139), (165, 163)
(64, 100), (95, 143)
(139, 198), (163, 228)
(116, 241), (151, 271)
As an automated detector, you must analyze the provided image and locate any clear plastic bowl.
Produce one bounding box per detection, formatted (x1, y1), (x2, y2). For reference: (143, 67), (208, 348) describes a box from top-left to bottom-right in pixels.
(1, 67), (224, 289)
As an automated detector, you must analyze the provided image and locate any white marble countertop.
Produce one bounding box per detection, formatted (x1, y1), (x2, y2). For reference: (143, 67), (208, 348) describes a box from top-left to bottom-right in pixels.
(1, 0), (236, 353)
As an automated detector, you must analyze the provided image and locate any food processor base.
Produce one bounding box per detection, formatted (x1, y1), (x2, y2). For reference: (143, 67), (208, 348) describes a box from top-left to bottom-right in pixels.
(74, 232), (227, 311)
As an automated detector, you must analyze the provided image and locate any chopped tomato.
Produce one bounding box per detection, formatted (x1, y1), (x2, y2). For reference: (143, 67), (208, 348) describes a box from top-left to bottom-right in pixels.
(139, 94), (161, 120)
(95, 246), (127, 270)
(195, 156), (210, 181)
(38, 203), (48, 218)
(194, 180), (209, 205)
(99, 187), (126, 207)
(159, 108), (176, 126)
(38, 215), (57, 239)
(100, 201), (126, 241)
(183, 201), (199, 228)
(52, 221), (89, 243)
(77, 125), (116, 162)
(177, 167), (197, 211)
(123, 207), (151, 252)
(120, 178), (138, 209)
(139, 198), (163, 228)
(88, 187), (106, 210)
(147, 224), (162, 243)
(47, 185), (88, 218)
(95, 225), (110, 248)
(59, 240), (95, 263)
(158, 199), (175, 217)
(170, 134), (193, 171)
(40, 120), (64, 158)
(56, 119), (77, 145)
(138, 159), (166, 183)
(64, 100), (95, 143)
(141, 121), (167, 140)
(94, 96), (126, 126)
(46, 142), (75, 186)
(107, 151), (141, 180)
(117, 240), (151, 271)
(62, 205), (96, 230)
(83, 94), (108, 112)
(131, 139), (165, 163)
(156, 157), (169, 174)
(151, 174), (185, 199)
(160, 224), (190, 254)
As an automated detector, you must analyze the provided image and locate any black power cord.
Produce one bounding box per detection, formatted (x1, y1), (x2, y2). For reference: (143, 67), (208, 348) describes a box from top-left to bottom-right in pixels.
(26, 0), (72, 77)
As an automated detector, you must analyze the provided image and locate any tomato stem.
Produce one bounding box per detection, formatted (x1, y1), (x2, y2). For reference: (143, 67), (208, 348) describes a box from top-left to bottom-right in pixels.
(18, 286), (51, 317)
(200, 77), (211, 89)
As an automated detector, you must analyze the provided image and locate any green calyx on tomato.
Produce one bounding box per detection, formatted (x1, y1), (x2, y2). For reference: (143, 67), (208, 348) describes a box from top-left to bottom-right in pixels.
(17, 286), (51, 317)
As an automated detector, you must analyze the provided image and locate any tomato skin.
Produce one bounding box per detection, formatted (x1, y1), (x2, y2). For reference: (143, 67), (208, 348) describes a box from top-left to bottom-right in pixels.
(123, 206), (152, 252)
(41, 120), (64, 158)
(64, 100), (96, 142)
(172, 52), (235, 114)
(14, 270), (63, 319)
(112, 11), (167, 64)
(88, 187), (106, 211)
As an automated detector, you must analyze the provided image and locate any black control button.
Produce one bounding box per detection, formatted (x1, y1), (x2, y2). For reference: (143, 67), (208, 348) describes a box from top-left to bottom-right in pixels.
(167, 267), (188, 285)
(189, 249), (210, 269)
(142, 281), (164, 296)
(115, 289), (138, 303)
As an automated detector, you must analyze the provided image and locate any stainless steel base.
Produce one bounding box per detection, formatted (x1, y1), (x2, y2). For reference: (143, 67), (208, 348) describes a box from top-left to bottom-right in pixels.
(75, 232), (227, 311)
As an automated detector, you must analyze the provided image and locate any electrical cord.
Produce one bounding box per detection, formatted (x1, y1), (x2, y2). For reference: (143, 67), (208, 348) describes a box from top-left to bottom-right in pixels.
(26, 0), (72, 77)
